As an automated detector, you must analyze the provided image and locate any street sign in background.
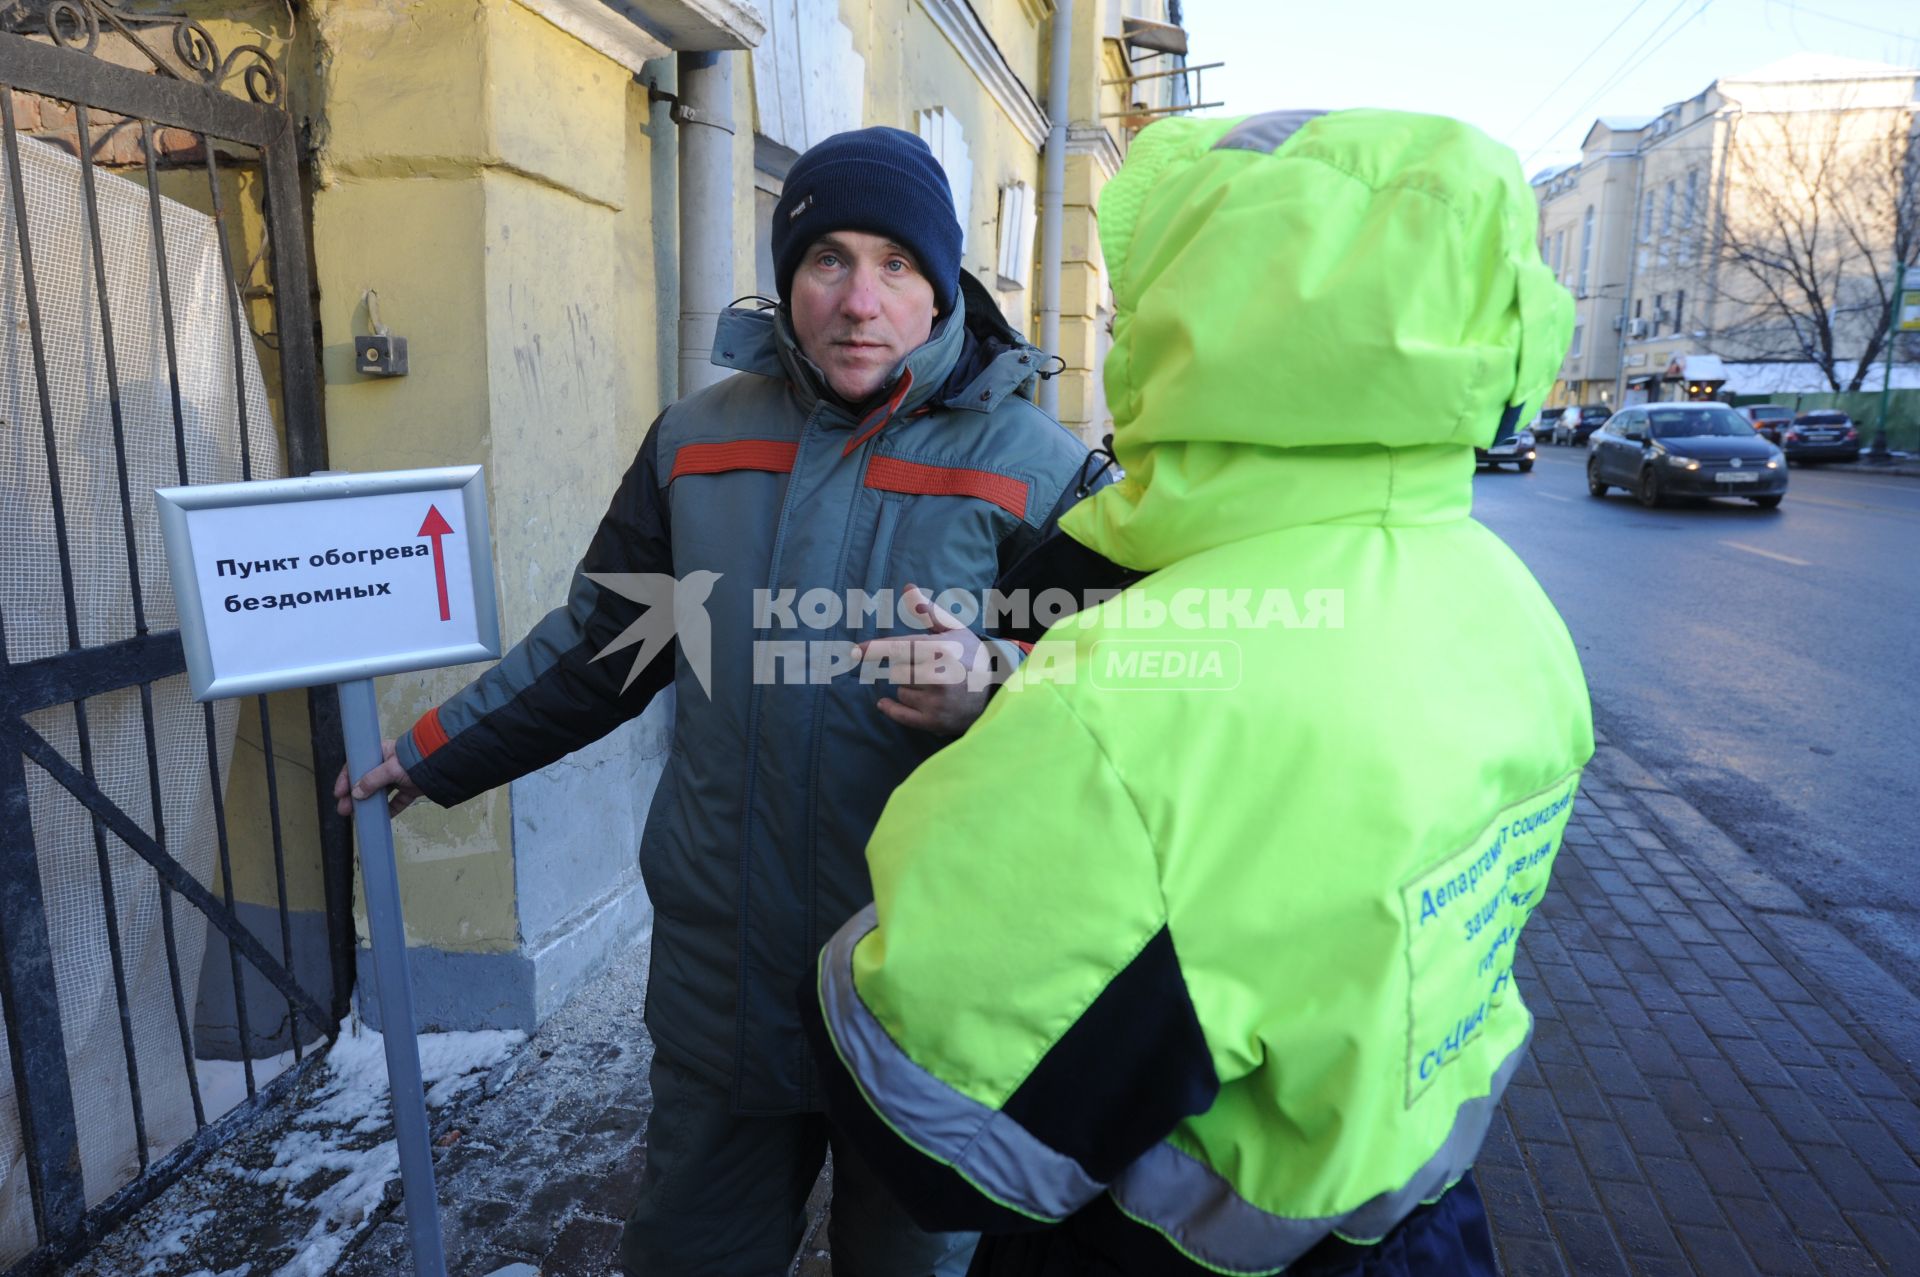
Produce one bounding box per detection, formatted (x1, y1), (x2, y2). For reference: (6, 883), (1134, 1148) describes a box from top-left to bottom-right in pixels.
(156, 466), (500, 700)
(1898, 286), (1920, 333)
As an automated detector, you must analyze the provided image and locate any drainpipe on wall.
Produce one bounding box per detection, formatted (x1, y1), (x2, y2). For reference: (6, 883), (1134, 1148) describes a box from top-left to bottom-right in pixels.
(677, 50), (736, 398)
(1615, 157), (1646, 408)
(1037, 0), (1074, 417)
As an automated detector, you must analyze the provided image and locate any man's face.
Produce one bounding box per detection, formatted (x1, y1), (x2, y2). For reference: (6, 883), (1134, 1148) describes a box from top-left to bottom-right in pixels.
(788, 230), (937, 403)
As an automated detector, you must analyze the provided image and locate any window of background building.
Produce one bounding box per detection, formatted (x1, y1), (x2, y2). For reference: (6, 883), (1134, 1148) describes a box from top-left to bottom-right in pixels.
(1553, 229), (1565, 275)
(1684, 169), (1698, 226)
(914, 107), (973, 254)
(1579, 206), (1594, 295)
(1655, 292), (1666, 327)
(1571, 322), (1585, 357)
(1662, 180), (1675, 234)
(1675, 289), (1686, 335)
(1642, 191), (1654, 242)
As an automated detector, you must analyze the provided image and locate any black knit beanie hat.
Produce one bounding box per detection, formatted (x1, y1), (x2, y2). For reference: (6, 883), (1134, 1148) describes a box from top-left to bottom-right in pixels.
(772, 126), (963, 315)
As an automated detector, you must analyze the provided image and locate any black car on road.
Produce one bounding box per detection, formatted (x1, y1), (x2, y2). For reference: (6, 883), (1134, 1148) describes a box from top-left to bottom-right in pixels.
(1552, 404), (1611, 446)
(1586, 403), (1787, 509)
(1782, 411), (1861, 464)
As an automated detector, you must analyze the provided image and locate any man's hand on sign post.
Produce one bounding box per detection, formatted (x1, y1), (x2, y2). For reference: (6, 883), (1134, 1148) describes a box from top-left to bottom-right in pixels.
(334, 739), (424, 819)
(855, 583), (1009, 737)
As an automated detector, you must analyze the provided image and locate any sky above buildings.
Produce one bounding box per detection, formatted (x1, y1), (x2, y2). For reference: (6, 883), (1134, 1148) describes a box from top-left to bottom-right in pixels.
(1178, 0), (1919, 172)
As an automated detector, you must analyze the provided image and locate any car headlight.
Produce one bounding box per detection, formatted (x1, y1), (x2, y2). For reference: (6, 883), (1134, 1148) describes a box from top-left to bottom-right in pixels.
(1664, 453), (1700, 470)
(1765, 456), (1781, 469)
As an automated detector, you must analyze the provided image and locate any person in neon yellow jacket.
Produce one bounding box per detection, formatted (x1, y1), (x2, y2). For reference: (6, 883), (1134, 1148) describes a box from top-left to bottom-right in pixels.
(800, 109), (1592, 1276)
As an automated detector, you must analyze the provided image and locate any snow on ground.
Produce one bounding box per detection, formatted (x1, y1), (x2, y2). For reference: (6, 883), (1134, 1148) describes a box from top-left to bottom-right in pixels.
(257, 1017), (524, 1277)
(195, 1047), (301, 1123)
(78, 1015), (524, 1277)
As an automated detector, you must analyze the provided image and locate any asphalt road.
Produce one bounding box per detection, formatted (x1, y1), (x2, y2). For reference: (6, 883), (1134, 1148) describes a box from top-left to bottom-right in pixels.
(1471, 442), (1920, 993)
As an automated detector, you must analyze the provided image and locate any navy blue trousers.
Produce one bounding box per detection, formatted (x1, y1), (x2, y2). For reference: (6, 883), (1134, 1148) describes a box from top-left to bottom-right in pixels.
(965, 1172), (1498, 1277)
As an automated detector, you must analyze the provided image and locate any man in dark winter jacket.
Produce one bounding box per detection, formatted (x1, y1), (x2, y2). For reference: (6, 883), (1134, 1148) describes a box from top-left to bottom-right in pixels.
(336, 127), (1097, 1275)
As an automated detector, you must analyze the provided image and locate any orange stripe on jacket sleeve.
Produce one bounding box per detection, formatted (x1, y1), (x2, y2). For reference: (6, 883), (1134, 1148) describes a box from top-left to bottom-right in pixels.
(864, 456), (1031, 521)
(670, 440), (800, 480)
(412, 706), (451, 758)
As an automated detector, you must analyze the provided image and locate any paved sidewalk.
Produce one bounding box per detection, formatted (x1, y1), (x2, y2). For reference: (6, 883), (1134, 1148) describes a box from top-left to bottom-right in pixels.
(1483, 734), (1920, 1275)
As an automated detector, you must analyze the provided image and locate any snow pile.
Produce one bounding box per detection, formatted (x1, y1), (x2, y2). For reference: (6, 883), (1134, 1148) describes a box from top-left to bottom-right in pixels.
(256, 1017), (525, 1277)
(91, 1016), (525, 1277)
(195, 1047), (300, 1123)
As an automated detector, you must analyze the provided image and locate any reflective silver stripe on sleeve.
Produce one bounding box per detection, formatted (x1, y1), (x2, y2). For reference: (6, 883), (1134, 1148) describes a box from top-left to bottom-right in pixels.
(817, 903), (1104, 1221)
(1211, 110), (1329, 155)
(1110, 1024), (1532, 1274)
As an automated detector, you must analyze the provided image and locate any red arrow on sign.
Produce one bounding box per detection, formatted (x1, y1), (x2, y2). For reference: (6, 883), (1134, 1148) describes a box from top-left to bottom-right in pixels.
(418, 505), (453, 621)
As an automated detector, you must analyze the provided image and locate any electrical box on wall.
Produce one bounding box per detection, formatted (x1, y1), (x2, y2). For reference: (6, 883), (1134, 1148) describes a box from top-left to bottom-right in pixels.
(357, 334), (408, 377)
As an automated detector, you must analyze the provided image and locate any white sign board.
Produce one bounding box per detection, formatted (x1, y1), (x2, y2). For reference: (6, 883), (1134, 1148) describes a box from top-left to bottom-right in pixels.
(156, 466), (500, 699)
(1898, 288), (1920, 333)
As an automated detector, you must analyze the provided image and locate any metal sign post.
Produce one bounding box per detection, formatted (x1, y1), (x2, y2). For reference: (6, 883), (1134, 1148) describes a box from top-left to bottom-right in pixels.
(155, 466), (501, 1277)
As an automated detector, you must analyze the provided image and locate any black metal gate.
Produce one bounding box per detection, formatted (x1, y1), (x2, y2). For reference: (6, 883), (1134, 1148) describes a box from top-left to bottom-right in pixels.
(0, 3), (352, 1271)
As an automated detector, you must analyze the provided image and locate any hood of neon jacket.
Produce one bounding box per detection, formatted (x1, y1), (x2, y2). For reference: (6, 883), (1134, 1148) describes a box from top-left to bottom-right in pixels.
(1062, 109), (1574, 571)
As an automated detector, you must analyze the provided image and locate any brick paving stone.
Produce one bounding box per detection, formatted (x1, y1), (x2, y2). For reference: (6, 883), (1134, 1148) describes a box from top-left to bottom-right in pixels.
(1716, 1195), (1820, 1275)
(1591, 1178), (1687, 1263)
(1563, 1001), (1624, 1049)
(1568, 1116), (1646, 1182)
(1682, 1054), (1760, 1109)
(1826, 1050), (1907, 1102)
(1639, 1155), (1727, 1228)
(542, 1213), (623, 1277)
(1618, 1026), (1689, 1080)
(1754, 1169), (1856, 1244)
(1546, 1207), (1634, 1276)
(1748, 1085), (1843, 1149)
(1524, 1139), (1609, 1214)
(1583, 1045), (1653, 1100)
(1647, 1008), (1719, 1059)
(1780, 1001), (1860, 1050)
(1539, 1059), (1613, 1121)
(1717, 1108), (1806, 1172)
(1680, 1130), (1771, 1200)
(1845, 1211), (1920, 1274)
(1477, 1164), (1552, 1241)
(1801, 1239), (1880, 1276)
(1674, 1224), (1763, 1275)
(1495, 1234), (1574, 1276)
(1797, 1141), (1898, 1212)
(1607, 1096), (1687, 1160)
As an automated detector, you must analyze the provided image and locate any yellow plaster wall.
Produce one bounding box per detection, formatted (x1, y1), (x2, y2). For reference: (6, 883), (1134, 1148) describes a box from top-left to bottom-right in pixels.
(307, 0), (648, 954)
(850, 0), (1046, 329)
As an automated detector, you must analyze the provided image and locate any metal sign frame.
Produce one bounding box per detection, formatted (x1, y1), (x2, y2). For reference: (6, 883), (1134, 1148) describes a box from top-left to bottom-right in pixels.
(155, 466), (502, 699)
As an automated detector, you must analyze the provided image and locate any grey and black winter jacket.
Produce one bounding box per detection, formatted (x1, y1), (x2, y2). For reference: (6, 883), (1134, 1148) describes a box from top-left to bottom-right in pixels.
(395, 272), (1097, 1112)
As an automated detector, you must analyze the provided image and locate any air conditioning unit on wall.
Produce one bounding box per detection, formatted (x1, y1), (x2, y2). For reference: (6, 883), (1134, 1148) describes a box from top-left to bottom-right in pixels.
(1628, 318), (1647, 338)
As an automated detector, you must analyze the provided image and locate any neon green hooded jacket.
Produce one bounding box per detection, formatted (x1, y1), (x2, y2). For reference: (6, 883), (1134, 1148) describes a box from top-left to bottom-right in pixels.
(804, 109), (1593, 1273)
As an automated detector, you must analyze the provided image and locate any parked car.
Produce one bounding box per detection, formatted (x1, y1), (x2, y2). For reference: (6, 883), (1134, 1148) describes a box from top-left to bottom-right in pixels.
(1477, 425), (1537, 472)
(1781, 410), (1861, 464)
(1739, 403), (1793, 444)
(1586, 403), (1787, 508)
(1552, 404), (1611, 446)
(1531, 406), (1565, 438)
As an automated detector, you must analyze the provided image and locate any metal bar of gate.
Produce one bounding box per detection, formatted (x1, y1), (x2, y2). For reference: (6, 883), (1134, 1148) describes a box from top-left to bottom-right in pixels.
(0, 730), (87, 1243)
(138, 111), (214, 1128)
(201, 131), (260, 1091)
(72, 97), (154, 1171)
(14, 721), (335, 1033)
(0, 89), (90, 1243)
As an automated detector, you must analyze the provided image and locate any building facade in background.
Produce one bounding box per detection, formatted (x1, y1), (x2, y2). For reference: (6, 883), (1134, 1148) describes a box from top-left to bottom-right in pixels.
(1534, 54), (1920, 410)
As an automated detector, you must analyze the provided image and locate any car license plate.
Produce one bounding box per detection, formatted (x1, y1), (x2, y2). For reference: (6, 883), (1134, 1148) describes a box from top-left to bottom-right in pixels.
(1715, 471), (1759, 484)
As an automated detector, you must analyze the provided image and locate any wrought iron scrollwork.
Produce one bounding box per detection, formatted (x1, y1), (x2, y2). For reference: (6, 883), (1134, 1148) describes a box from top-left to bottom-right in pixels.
(37, 0), (283, 106)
